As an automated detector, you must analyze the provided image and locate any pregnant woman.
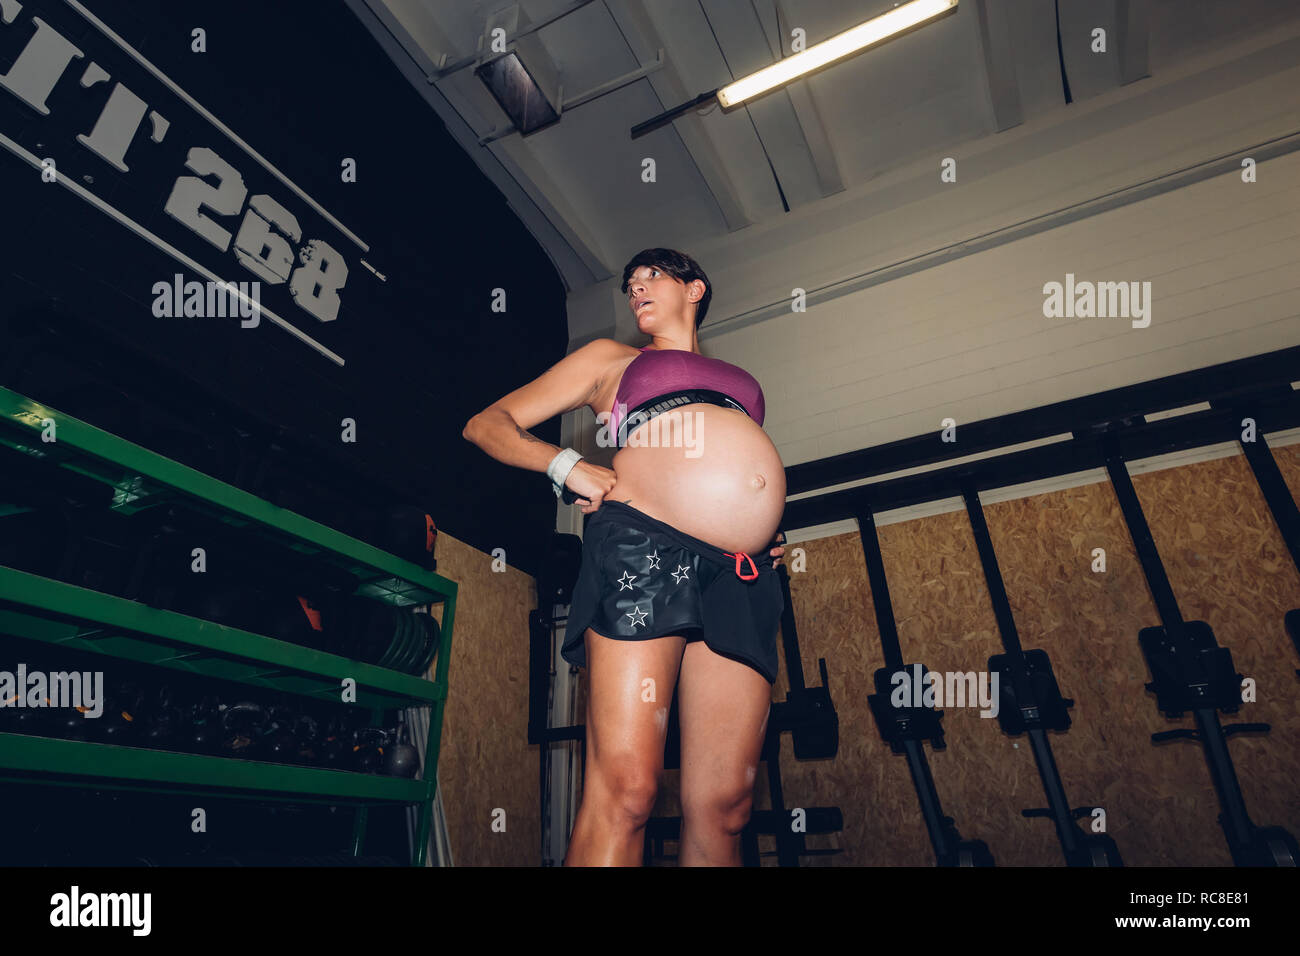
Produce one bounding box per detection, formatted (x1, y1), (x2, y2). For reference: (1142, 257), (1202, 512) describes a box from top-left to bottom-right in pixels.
(463, 248), (786, 866)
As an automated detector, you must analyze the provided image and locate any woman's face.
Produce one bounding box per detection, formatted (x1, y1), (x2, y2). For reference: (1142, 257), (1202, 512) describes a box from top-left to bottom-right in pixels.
(625, 265), (701, 331)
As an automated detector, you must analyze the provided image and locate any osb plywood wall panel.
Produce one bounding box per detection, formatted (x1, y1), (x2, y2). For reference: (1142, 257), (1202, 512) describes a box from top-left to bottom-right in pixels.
(565, 444), (1300, 865)
(431, 532), (537, 866)
(770, 446), (1300, 866)
(1126, 449), (1300, 861)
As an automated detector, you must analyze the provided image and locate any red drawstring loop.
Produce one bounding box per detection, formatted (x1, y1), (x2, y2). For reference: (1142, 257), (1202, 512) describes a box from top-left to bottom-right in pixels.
(724, 551), (759, 581)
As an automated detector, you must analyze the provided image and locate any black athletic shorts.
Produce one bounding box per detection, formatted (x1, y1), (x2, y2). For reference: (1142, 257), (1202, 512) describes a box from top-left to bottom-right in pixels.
(561, 500), (784, 684)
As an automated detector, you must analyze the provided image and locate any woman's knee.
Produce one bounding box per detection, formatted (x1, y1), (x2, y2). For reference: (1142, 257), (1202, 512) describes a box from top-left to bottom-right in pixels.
(587, 757), (661, 824)
(682, 785), (755, 835)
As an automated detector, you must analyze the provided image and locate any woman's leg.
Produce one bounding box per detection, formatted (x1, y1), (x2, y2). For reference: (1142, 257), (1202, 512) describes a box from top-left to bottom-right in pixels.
(677, 642), (772, 866)
(564, 628), (687, 866)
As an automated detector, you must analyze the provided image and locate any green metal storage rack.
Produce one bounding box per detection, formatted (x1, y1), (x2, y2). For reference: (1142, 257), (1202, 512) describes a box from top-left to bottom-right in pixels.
(0, 385), (456, 865)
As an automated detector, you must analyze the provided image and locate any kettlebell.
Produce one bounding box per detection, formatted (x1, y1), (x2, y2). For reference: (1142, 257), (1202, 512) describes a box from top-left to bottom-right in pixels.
(262, 704), (297, 763)
(99, 682), (143, 745)
(319, 715), (355, 770)
(220, 701), (267, 758)
(188, 695), (223, 753)
(383, 742), (420, 778)
(12, 696), (51, 737)
(144, 686), (183, 751)
(293, 713), (321, 766)
(353, 727), (389, 774)
(54, 706), (92, 741)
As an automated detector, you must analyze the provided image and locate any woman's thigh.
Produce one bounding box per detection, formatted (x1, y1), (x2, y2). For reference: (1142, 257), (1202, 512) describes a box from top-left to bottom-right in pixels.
(584, 628), (688, 783)
(677, 641), (772, 814)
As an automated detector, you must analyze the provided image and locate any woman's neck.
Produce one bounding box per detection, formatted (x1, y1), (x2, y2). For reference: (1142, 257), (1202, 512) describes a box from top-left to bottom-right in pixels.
(648, 332), (699, 353)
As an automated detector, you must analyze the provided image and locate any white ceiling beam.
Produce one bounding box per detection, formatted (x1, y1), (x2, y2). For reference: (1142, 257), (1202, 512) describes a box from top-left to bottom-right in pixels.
(701, 0), (825, 210)
(766, 0), (845, 197)
(1117, 0), (1151, 85)
(1057, 0), (1123, 101)
(971, 0), (1024, 132)
(606, 0), (754, 232)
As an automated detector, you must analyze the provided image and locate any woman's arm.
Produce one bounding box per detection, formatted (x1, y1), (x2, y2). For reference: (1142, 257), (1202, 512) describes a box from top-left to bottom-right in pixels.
(462, 338), (617, 475)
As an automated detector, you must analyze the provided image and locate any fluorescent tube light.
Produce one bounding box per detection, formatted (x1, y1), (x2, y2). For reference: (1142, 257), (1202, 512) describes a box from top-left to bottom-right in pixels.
(716, 0), (958, 108)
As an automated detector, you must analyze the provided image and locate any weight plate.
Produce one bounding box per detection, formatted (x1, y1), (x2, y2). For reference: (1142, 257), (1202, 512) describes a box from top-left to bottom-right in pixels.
(407, 613), (431, 676)
(414, 613), (440, 678)
(397, 608), (421, 673)
(389, 607), (414, 673)
(385, 605), (412, 671)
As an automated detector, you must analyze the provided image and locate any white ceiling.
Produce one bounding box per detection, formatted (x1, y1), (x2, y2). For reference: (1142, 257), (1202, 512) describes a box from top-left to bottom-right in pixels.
(352, 0), (1300, 295)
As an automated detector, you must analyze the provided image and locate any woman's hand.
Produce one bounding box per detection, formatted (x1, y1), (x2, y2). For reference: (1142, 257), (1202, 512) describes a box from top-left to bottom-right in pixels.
(564, 461), (619, 514)
(768, 530), (786, 568)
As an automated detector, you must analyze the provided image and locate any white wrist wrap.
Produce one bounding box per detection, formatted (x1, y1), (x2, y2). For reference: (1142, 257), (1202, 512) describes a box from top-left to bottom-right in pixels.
(547, 447), (583, 496)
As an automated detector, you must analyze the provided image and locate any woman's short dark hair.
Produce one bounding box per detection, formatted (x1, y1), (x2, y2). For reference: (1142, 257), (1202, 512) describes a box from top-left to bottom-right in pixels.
(620, 248), (712, 328)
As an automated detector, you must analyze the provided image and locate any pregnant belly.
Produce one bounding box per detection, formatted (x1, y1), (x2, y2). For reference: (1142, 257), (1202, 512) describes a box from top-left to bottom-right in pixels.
(608, 404), (786, 556)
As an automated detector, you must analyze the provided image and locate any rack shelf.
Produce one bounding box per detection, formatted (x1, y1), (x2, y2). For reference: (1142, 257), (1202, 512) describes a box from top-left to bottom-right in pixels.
(0, 386), (457, 606)
(0, 567), (443, 708)
(0, 732), (427, 804)
(0, 385), (457, 865)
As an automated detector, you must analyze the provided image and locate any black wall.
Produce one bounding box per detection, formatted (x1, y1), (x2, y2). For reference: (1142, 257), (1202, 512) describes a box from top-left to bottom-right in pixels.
(0, 0), (568, 577)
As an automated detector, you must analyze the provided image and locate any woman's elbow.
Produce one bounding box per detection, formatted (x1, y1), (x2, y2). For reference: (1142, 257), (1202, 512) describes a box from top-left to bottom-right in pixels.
(463, 408), (502, 442)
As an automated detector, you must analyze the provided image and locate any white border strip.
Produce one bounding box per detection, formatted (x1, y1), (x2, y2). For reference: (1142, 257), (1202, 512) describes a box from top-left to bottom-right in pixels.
(1144, 402), (1213, 422)
(785, 432), (1077, 502)
(1, 131), (345, 366)
(62, 0), (370, 254)
(783, 427), (1300, 544)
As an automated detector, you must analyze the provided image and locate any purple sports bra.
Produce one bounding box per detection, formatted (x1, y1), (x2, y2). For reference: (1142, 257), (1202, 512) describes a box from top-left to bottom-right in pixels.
(609, 346), (765, 443)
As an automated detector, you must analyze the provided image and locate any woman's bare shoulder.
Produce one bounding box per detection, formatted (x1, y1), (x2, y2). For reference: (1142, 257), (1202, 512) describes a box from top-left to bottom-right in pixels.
(578, 338), (642, 374)
(581, 337), (641, 356)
